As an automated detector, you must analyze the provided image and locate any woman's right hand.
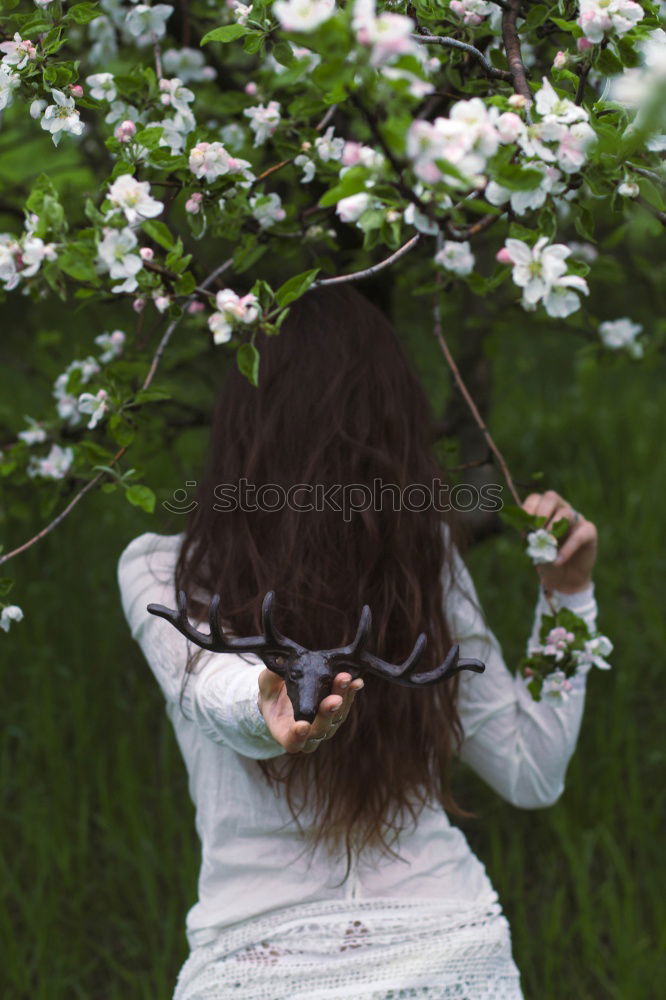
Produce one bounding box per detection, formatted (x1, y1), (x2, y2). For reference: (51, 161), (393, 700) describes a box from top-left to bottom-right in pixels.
(257, 670), (364, 754)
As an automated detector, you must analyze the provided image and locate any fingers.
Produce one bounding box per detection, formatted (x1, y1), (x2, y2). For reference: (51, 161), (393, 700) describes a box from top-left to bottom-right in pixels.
(554, 517), (597, 565)
(299, 672), (364, 754)
(522, 490), (576, 531)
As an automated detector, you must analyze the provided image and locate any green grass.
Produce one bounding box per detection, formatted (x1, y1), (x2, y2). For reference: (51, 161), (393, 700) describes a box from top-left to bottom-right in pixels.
(1, 324), (664, 998)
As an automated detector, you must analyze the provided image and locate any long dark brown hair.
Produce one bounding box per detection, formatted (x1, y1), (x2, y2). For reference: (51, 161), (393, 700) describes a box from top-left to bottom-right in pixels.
(176, 283), (476, 873)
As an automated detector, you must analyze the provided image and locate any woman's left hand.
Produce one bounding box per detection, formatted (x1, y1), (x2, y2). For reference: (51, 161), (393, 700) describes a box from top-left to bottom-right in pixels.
(522, 490), (598, 594)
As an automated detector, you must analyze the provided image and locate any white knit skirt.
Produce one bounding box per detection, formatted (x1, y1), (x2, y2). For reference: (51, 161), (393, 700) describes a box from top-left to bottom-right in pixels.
(173, 897), (525, 1000)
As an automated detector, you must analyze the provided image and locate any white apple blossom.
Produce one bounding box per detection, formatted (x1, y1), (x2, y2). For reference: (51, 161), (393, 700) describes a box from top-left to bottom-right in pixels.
(486, 162), (565, 215)
(78, 389), (109, 429)
(219, 122), (246, 150)
(534, 78), (589, 125)
(86, 72), (117, 102)
(574, 634), (614, 671)
(53, 357), (101, 426)
(491, 110), (526, 144)
(249, 192), (286, 229)
(0, 33), (37, 69)
(40, 89), (85, 146)
(107, 175), (164, 225)
(27, 444), (74, 480)
(96, 227), (144, 293)
(555, 121), (596, 173)
(95, 329), (126, 363)
(341, 141), (384, 170)
(526, 527), (558, 564)
(105, 100), (141, 126)
(125, 4), (174, 46)
(541, 669), (573, 704)
(189, 141), (253, 183)
(155, 108), (196, 153)
(162, 47), (216, 83)
(598, 317), (644, 357)
(244, 101), (281, 146)
(450, 0), (493, 26)
(0, 605), (23, 633)
(89, 15), (118, 64)
(18, 417), (47, 446)
(153, 293), (170, 313)
(273, 0), (336, 31)
(294, 153), (316, 183)
(336, 192), (372, 224)
(434, 240), (475, 276)
(504, 236), (589, 317)
(315, 126), (345, 162)
(0, 65), (20, 111)
(406, 99), (500, 187)
(208, 289), (260, 345)
(21, 237), (57, 278)
(577, 0), (643, 44)
(352, 0), (418, 67)
(231, 1), (253, 26)
(159, 77), (195, 114)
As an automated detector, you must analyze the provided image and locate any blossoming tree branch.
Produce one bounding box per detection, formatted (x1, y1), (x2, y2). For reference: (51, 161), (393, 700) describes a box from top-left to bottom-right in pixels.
(0, 0), (662, 693)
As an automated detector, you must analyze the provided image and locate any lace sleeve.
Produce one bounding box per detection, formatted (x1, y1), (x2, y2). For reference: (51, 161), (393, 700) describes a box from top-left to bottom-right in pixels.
(117, 532), (285, 760)
(443, 537), (597, 809)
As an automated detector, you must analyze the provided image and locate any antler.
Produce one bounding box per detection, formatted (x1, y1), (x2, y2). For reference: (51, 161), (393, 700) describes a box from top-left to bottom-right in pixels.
(328, 607), (485, 687)
(147, 590), (300, 658)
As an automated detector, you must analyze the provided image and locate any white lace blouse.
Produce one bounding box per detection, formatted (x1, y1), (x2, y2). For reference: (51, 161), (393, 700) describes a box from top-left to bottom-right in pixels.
(117, 530), (597, 999)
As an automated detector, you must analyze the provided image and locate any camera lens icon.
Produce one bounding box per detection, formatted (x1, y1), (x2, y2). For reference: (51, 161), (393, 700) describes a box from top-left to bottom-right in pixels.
(163, 481), (198, 514)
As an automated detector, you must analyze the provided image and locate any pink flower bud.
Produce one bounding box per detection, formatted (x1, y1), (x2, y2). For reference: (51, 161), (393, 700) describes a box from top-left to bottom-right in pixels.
(154, 295), (170, 313)
(450, 0), (465, 14)
(139, 247), (154, 261)
(185, 192), (204, 214)
(577, 37), (594, 52)
(114, 119), (137, 143)
(524, 667), (534, 677)
(132, 298), (146, 313)
(553, 51), (568, 69)
(496, 247), (513, 265)
(508, 94), (527, 109)
(342, 141), (362, 167)
(244, 82), (257, 96)
(187, 300), (205, 314)
(69, 84), (84, 98)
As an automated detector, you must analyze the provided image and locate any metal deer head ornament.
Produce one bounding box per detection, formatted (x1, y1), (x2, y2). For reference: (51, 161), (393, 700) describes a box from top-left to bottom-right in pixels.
(147, 591), (485, 723)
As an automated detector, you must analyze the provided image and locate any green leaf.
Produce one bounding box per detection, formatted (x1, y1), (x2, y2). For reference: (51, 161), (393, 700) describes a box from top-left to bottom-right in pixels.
(275, 269), (320, 308)
(637, 176), (666, 212)
(134, 126), (164, 150)
(318, 167), (370, 207)
(550, 516), (570, 539)
(109, 414), (135, 447)
(67, 2), (101, 24)
(499, 503), (548, 532)
(142, 219), (174, 250)
(0, 578), (15, 597)
(493, 163), (544, 192)
(236, 343), (260, 387)
(201, 24), (249, 45)
(125, 484), (156, 513)
(133, 387), (172, 404)
(174, 271), (196, 296)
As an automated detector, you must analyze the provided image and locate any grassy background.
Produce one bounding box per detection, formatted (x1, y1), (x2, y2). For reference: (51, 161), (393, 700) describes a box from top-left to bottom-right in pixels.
(1, 313), (664, 999)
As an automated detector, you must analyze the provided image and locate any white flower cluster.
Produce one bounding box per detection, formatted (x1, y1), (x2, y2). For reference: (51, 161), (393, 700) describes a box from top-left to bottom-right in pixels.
(208, 289), (260, 345)
(188, 141), (254, 184)
(449, 0), (493, 27)
(40, 88), (85, 146)
(0, 214), (57, 291)
(501, 236), (589, 318)
(352, 0), (420, 68)
(125, 4), (174, 47)
(577, 0), (643, 44)
(435, 241), (475, 276)
(0, 32), (37, 115)
(53, 356), (101, 425)
(27, 443), (74, 480)
(407, 81), (596, 198)
(534, 629), (613, 704)
(249, 192), (286, 229)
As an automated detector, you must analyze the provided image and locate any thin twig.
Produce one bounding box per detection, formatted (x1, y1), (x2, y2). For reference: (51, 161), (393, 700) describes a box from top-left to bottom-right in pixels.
(152, 34), (163, 80)
(412, 33), (512, 83)
(432, 272), (556, 609)
(501, 0), (533, 110)
(0, 258), (233, 569)
(445, 213), (501, 242)
(432, 288), (521, 507)
(316, 234), (421, 286)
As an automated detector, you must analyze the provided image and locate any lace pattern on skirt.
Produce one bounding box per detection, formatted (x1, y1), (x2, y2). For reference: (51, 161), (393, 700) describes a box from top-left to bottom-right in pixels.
(173, 897), (524, 1000)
